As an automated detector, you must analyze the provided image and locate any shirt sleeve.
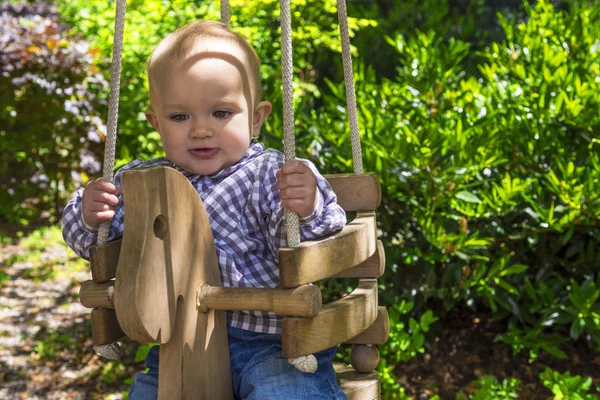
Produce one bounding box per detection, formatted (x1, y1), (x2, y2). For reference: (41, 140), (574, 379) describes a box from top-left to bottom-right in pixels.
(262, 153), (347, 259)
(61, 159), (145, 259)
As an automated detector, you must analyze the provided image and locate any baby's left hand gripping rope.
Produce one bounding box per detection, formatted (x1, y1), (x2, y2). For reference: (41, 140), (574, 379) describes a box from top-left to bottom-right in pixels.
(94, 0), (126, 360)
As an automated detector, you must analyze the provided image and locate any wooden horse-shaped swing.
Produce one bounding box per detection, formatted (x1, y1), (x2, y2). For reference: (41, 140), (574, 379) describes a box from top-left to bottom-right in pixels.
(78, 0), (389, 398)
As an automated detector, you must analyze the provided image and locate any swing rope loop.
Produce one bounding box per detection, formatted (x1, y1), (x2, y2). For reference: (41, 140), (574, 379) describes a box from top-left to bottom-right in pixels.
(97, 0), (127, 246)
(336, 0), (363, 175)
(221, 0), (230, 27)
(279, 0), (301, 248)
(93, 0), (126, 360)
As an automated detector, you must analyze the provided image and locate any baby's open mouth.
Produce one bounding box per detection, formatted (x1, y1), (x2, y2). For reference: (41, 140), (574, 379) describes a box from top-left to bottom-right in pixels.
(190, 148), (219, 158)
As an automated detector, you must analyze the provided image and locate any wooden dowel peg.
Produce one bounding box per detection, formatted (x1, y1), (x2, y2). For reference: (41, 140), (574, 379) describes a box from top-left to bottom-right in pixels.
(197, 283), (321, 317)
(350, 344), (380, 374)
(80, 280), (115, 309)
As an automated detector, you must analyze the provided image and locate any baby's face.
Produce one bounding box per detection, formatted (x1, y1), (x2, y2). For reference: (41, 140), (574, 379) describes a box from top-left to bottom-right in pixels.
(147, 40), (256, 176)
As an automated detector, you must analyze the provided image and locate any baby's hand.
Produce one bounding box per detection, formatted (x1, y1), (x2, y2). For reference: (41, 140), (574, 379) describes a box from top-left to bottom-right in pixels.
(81, 178), (120, 230)
(276, 160), (318, 218)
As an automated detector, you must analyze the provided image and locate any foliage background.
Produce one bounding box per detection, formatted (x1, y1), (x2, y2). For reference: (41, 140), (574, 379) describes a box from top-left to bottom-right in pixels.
(1, 0), (600, 398)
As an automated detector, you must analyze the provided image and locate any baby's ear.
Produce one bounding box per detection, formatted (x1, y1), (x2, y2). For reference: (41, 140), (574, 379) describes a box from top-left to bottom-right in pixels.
(252, 101), (272, 137)
(145, 110), (160, 132)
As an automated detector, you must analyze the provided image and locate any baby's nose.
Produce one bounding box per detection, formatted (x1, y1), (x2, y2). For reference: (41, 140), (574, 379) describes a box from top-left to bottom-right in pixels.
(189, 124), (214, 138)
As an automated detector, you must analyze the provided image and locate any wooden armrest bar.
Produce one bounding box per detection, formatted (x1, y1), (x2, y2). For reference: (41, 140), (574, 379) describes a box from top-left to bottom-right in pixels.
(90, 239), (121, 283)
(82, 279), (322, 318)
(325, 173), (381, 212)
(333, 240), (385, 279)
(344, 307), (389, 345)
(279, 212), (377, 288)
(282, 279), (378, 358)
(198, 284), (321, 317)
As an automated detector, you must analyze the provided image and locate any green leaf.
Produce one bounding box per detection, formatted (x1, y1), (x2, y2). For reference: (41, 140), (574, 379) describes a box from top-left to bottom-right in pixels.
(456, 191), (482, 204)
(419, 310), (438, 332)
(541, 344), (568, 359)
(496, 278), (519, 295)
(569, 318), (585, 340)
(499, 264), (528, 277)
(409, 317), (419, 333)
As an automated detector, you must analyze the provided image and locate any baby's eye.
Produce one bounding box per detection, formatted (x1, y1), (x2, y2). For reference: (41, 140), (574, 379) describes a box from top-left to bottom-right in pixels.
(169, 113), (189, 122)
(213, 110), (232, 119)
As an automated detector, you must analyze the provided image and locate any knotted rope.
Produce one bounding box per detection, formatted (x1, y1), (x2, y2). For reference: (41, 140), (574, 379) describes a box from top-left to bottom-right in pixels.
(278, 0), (363, 373)
(221, 0), (230, 27)
(93, 0), (126, 360)
(336, 0), (363, 175)
(279, 0), (301, 248)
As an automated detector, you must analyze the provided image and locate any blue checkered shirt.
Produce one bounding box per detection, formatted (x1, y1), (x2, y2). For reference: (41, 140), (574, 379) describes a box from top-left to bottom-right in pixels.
(62, 141), (346, 334)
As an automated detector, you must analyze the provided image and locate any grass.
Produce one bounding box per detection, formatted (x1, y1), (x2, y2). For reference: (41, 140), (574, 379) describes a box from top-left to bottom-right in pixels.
(1, 226), (87, 285)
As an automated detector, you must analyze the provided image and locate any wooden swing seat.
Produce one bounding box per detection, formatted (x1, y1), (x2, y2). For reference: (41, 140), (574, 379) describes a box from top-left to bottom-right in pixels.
(79, 166), (388, 399)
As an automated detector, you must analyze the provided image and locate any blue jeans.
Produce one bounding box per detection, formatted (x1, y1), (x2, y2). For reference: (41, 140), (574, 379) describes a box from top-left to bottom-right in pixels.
(128, 325), (346, 399)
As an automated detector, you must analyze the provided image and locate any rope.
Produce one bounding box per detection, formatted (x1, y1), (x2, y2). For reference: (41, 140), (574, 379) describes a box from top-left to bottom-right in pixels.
(221, 0), (230, 26)
(93, 0), (126, 361)
(97, 0), (126, 246)
(279, 0), (317, 374)
(336, 0), (363, 175)
(279, 0), (300, 248)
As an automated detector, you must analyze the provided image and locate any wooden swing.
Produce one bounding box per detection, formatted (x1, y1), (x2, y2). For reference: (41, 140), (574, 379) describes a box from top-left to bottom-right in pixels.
(78, 1), (389, 399)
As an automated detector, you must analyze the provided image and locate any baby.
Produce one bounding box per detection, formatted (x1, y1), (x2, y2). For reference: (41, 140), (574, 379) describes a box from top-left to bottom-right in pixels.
(62, 20), (347, 399)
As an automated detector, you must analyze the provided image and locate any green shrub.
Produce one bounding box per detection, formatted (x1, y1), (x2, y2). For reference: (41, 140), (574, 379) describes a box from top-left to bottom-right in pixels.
(300, 0), (600, 371)
(540, 368), (600, 399)
(457, 375), (521, 400)
(0, 1), (107, 224)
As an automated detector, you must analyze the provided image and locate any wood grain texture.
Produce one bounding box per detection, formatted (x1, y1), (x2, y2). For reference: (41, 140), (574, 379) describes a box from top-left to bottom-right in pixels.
(325, 173), (381, 212)
(90, 308), (124, 346)
(333, 240), (385, 279)
(282, 279), (378, 358)
(200, 284), (321, 317)
(345, 307), (389, 345)
(80, 280), (115, 309)
(113, 167), (233, 400)
(334, 363), (381, 400)
(90, 239), (121, 283)
(279, 212), (377, 288)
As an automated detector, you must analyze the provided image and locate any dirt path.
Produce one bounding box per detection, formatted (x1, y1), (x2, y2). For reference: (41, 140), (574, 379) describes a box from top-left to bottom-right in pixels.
(0, 236), (140, 400)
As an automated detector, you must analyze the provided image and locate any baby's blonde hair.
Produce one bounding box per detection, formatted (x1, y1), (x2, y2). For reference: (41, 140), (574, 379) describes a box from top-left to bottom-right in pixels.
(147, 20), (262, 104)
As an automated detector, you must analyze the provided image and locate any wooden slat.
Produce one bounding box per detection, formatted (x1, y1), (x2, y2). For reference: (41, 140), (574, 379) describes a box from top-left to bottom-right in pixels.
(80, 280), (115, 309)
(345, 307), (389, 345)
(334, 363), (380, 400)
(279, 212), (377, 288)
(333, 240), (385, 279)
(90, 239), (121, 283)
(325, 173), (381, 212)
(282, 279), (378, 358)
(91, 308), (125, 346)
